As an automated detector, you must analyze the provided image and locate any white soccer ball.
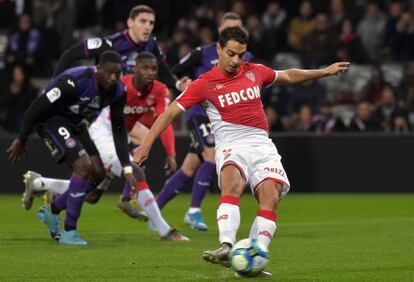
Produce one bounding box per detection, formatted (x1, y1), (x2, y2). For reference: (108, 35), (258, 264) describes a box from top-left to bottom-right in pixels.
(229, 238), (269, 277)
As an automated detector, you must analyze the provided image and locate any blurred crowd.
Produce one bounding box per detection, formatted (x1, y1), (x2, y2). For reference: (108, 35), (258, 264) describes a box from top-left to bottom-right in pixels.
(1, 0), (414, 134)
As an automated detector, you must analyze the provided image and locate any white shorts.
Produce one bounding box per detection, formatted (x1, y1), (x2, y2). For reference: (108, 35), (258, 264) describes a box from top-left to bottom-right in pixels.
(88, 109), (132, 178)
(215, 140), (290, 197)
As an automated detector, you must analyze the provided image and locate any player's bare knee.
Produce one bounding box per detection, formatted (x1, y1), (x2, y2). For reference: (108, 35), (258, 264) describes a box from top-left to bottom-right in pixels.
(221, 178), (243, 197)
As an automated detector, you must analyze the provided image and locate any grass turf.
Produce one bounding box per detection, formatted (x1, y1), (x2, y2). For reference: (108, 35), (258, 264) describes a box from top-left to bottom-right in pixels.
(0, 193), (413, 281)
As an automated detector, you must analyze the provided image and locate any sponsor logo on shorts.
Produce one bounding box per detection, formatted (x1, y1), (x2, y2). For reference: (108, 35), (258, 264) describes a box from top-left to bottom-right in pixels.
(264, 167), (285, 177)
(65, 138), (77, 148)
(222, 149), (232, 160)
(44, 138), (58, 156)
(258, 230), (272, 240)
(217, 214), (228, 222)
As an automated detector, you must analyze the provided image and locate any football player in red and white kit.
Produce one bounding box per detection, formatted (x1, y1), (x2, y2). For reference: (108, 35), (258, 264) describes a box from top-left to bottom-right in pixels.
(134, 26), (349, 272)
(22, 52), (188, 241)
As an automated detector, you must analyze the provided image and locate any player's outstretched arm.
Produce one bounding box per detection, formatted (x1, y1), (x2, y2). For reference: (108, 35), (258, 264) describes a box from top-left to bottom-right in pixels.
(274, 62), (350, 86)
(133, 101), (183, 165)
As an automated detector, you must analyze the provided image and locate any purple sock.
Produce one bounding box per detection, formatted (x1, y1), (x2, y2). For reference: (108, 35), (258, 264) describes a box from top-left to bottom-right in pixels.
(190, 161), (216, 208)
(121, 183), (132, 202)
(156, 169), (190, 209)
(64, 177), (90, 231)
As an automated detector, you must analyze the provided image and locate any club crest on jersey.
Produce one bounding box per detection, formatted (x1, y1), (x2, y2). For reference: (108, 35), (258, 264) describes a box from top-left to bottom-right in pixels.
(245, 71), (255, 82)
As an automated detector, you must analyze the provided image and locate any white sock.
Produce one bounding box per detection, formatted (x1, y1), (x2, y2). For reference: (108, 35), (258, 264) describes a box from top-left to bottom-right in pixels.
(33, 177), (70, 194)
(217, 200), (240, 245)
(249, 211), (277, 248)
(188, 207), (201, 214)
(136, 187), (170, 237)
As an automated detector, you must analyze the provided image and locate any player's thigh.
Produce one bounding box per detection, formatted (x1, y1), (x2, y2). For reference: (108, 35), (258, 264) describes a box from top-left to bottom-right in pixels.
(181, 153), (202, 177)
(250, 144), (290, 198)
(219, 165), (246, 197)
(187, 115), (215, 161)
(36, 117), (87, 166)
(216, 145), (249, 195)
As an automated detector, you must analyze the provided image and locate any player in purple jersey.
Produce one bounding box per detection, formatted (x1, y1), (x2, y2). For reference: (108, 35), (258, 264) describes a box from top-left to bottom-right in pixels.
(53, 5), (190, 91)
(153, 13), (253, 231)
(8, 51), (135, 245)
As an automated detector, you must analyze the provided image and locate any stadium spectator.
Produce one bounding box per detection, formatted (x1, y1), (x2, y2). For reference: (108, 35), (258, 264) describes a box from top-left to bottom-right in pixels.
(329, 0), (347, 31)
(348, 100), (381, 131)
(245, 14), (267, 60)
(392, 112), (411, 132)
(356, 2), (387, 63)
(392, 11), (414, 62)
(265, 106), (284, 132)
(302, 12), (338, 67)
(372, 85), (406, 132)
(5, 14), (43, 74)
(336, 18), (366, 64)
(313, 102), (347, 133)
(287, 79), (327, 114)
(382, 1), (403, 61)
(287, 0), (315, 52)
(287, 104), (316, 132)
(261, 1), (288, 54)
(1, 64), (37, 134)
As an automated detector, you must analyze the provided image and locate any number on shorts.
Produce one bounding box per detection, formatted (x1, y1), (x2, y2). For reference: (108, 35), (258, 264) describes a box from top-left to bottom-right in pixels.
(58, 127), (71, 140)
(199, 123), (212, 137)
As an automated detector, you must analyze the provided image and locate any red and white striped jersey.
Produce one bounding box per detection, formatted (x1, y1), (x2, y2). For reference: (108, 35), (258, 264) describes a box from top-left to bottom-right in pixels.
(176, 62), (278, 146)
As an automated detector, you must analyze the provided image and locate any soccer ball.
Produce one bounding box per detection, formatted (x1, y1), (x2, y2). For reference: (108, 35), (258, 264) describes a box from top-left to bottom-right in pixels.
(229, 238), (269, 277)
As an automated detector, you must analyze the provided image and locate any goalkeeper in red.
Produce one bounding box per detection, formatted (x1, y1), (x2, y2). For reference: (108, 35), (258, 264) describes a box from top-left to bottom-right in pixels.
(134, 26), (350, 274)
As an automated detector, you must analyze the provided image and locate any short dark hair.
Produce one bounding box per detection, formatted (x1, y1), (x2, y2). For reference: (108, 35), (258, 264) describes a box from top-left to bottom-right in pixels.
(99, 50), (122, 65)
(129, 5), (155, 19)
(220, 12), (241, 26)
(135, 51), (157, 63)
(218, 26), (249, 47)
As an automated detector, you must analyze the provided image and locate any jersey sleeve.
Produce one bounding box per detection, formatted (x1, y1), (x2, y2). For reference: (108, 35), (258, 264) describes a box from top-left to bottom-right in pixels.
(83, 37), (113, 58)
(255, 64), (278, 87)
(175, 79), (206, 111)
(17, 77), (77, 144)
(155, 85), (175, 156)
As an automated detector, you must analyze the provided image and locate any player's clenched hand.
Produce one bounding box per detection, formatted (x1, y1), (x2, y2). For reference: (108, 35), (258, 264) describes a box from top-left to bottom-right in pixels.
(324, 62), (350, 76)
(164, 155), (177, 176)
(124, 172), (137, 188)
(176, 76), (192, 91)
(133, 145), (150, 165)
(7, 139), (26, 165)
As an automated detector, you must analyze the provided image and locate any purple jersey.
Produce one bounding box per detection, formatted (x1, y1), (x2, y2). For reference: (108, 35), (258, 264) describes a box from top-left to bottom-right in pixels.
(185, 43), (253, 118)
(83, 30), (165, 74)
(44, 66), (125, 127)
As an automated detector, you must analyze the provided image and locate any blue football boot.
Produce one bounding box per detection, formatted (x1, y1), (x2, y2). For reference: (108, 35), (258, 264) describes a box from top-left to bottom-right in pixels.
(184, 210), (208, 231)
(36, 204), (61, 240)
(59, 230), (87, 246)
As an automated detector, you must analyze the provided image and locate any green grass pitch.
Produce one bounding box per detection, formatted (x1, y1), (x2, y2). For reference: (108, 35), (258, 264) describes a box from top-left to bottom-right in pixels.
(0, 193), (413, 281)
